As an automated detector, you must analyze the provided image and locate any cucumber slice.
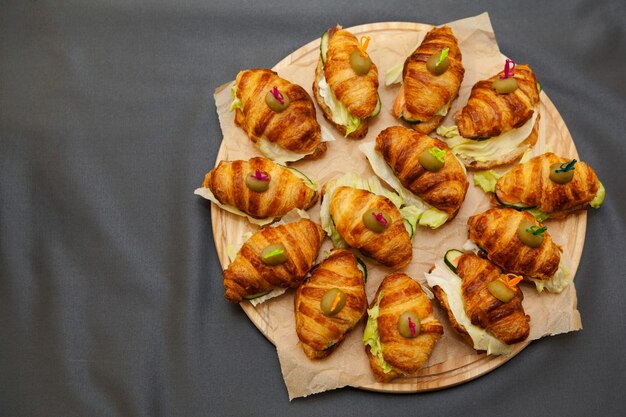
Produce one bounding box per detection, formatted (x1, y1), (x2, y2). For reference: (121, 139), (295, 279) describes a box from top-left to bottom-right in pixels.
(320, 31), (329, 65)
(494, 191), (535, 210)
(400, 114), (421, 124)
(356, 257), (368, 283)
(444, 249), (464, 273)
(243, 290), (271, 300)
(403, 218), (415, 239)
(370, 94), (381, 118)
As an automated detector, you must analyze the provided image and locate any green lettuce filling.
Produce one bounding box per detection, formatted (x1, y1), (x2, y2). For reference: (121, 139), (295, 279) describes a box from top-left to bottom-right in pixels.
(317, 77), (361, 136)
(362, 291), (393, 373)
(528, 256), (570, 293)
(473, 170), (501, 193)
(590, 182), (605, 208)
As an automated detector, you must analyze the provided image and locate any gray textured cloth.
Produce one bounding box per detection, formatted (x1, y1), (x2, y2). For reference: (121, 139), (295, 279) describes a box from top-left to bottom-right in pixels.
(1, 1), (625, 416)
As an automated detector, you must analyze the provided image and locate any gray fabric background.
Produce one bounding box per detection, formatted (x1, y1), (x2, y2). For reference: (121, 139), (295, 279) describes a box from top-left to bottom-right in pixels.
(1, 1), (625, 416)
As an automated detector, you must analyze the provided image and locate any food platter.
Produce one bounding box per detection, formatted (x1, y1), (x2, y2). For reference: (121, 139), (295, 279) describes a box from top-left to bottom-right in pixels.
(207, 17), (584, 398)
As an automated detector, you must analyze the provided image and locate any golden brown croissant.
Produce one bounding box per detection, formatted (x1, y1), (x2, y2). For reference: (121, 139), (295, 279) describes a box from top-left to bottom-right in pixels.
(364, 272), (443, 382)
(392, 26), (464, 134)
(375, 126), (468, 218)
(200, 157), (318, 221)
(468, 208), (561, 282)
(222, 219), (325, 303)
(233, 68), (327, 160)
(456, 64), (540, 139)
(446, 253), (530, 345)
(313, 26), (380, 138)
(495, 152), (602, 218)
(327, 185), (412, 269)
(294, 249), (367, 359)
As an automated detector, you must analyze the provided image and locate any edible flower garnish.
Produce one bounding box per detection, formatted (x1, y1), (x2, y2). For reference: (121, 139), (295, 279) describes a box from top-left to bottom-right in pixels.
(408, 317), (417, 337)
(330, 292), (343, 313)
(436, 48), (449, 67)
(428, 146), (446, 163)
(357, 35), (371, 58)
(251, 169), (270, 181)
(372, 211), (388, 226)
(555, 159), (577, 173)
(502, 273), (523, 289)
(500, 59), (516, 79)
(270, 86), (285, 105)
(526, 225), (547, 236)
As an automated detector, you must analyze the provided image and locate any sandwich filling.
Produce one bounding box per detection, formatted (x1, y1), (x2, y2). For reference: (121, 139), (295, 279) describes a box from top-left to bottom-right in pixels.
(363, 291), (394, 373)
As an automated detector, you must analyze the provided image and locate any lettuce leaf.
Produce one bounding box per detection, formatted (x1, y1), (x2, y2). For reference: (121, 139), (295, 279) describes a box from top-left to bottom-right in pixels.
(590, 181), (605, 208)
(385, 61), (404, 86)
(473, 170), (501, 193)
(362, 291), (393, 373)
(317, 77), (361, 136)
(528, 256), (570, 293)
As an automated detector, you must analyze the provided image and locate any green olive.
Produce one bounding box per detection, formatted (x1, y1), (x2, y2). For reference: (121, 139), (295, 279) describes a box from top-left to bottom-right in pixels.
(264, 89), (290, 112)
(492, 77), (519, 94)
(350, 50), (372, 75)
(362, 209), (391, 233)
(320, 288), (347, 316)
(397, 311), (421, 338)
(549, 162), (575, 184)
(426, 53), (450, 75)
(419, 150), (445, 172)
(487, 280), (516, 303)
(245, 170), (271, 192)
(261, 243), (288, 266)
(516, 219), (545, 248)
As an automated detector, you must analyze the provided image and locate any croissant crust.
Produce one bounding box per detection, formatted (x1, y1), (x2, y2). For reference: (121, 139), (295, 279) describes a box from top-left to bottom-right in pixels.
(456, 64), (540, 139)
(468, 208), (561, 281)
(202, 157), (318, 220)
(328, 186), (412, 269)
(294, 249), (367, 359)
(495, 152), (600, 218)
(375, 126), (468, 218)
(366, 273), (443, 382)
(234, 69), (326, 159)
(222, 219), (325, 303)
(393, 26), (464, 134)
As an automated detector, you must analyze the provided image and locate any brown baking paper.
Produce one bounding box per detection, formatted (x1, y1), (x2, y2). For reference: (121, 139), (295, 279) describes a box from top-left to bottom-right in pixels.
(208, 13), (584, 400)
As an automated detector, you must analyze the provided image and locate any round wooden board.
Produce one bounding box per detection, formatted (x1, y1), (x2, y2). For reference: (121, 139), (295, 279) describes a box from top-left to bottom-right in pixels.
(209, 21), (586, 394)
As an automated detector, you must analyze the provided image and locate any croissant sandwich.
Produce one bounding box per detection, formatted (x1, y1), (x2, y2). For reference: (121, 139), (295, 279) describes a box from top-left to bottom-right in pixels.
(493, 152), (605, 219)
(360, 125), (468, 226)
(390, 25), (464, 134)
(294, 249), (367, 359)
(195, 157), (319, 225)
(468, 208), (570, 293)
(222, 218), (325, 303)
(437, 61), (541, 170)
(313, 25), (380, 138)
(426, 251), (530, 354)
(230, 68), (327, 163)
(363, 272), (443, 382)
(320, 174), (413, 269)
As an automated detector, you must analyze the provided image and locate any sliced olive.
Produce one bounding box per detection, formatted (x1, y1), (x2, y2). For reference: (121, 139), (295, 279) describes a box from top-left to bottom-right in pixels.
(419, 150), (445, 172)
(264, 89), (290, 112)
(397, 311), (421, 338)
(261, 243), (288, 266)
(516, 219), (545, 248)
(487, 280), (516, 303)
(350, 50), (372, 75)
(320, 288), (346, 316)
(492, 77), (519, 94)
(549, 162), (575, 184)
(362, 209), (391, 233)
(426, 53), (450, 75)
(245, 170), (271, 192)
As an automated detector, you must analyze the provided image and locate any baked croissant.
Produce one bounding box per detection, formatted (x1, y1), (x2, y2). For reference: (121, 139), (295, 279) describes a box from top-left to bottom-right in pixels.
(375, 125), (468, 219)
(433, 253), (530, 346)
(457, 64), (540, 139)
(327, 185), (412, 269)
(232, 69), (327, 160)
(495, 152), (603, 218)
(392, 25), (464, 134)
(294, 249), (367, 359)
(313, 25), (380, 138)
(364, 272), (443, 382)
(199, 157), (318, 221)
(468, 208), (561, 282)
(222, 219), (325, 303)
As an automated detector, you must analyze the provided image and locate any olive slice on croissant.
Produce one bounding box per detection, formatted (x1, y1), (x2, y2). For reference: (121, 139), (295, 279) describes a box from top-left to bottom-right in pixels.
(294, 249), (367, 359)
(198, 157), (318, 222)
(222, 219), (325, 303)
